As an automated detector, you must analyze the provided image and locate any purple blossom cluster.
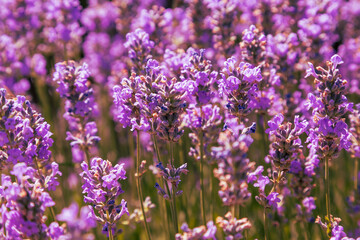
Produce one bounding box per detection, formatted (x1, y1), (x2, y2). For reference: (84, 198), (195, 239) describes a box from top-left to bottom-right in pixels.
(80, 157), (129, 237)
(306, 55), (353, 159)
(53, 60), (100, 162)
(212, 119), (255, 206)
(0, 89), (62, 239)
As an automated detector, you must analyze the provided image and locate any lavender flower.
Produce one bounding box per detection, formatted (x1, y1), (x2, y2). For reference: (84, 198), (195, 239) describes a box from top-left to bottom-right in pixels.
(179, 49), (218, 105)
(305, 54), (353, 160)
(176, 221), (217, 240)
(53, 61), (100, 162)
(112, 73), (151, 132)
(349, 104), (360, 158)
(0, 167), (63, 239)
(155, 162), (188, 198)
(216, 211), (251, 240)
(56, 202), (96, 240)
(125, 28), (154, 74)
(218, 57), (262, 120)
(122, 196), (156, 226)
(185, 104), (223, 164)
(266, 114), (308, 173)
(80, 157), (129, 237)
(212, 119), (255, 206)
(0, 89), (60, 190)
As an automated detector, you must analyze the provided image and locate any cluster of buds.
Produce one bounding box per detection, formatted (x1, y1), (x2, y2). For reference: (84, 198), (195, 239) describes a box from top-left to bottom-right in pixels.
(180, 48), (217, 105)
(305, 54), (353, 160)
(175, 221), (217, 240)
(216, 211), (251, 239)
(122, 197), (156, 227)
(218, 57), (262, 120)
(266, 114), (308, 174)
(212, 120), (255, 206)
(349, 104), (360, 158)
(53, 61), (100, 162)
(124, 28), (154, 74)
(0, 163), (61, 239)
(155, 162), (188, 199)
(248, 166), (281, 210)
(240, 25), (267, 66)
(0, 89), (54, 169)
(185, 104), (223, 164)
(207, 0), (240, 58)
(80, 157), (129, 237)
(113, 72), (150, 132)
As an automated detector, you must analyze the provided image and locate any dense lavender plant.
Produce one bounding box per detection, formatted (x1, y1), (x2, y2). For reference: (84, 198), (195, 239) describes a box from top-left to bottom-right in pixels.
(306, 54), (353, 235)
(80, 157), (129, 238)
(240, 25), (281, 114)
(218, 57), (262, 121)
(212, 119), (255, 207)
(0, 164), (63, 239)
(0, 89), (61, 190)
(179, 48), (218, 105)
(266, 114), (308, 186)
(125, 29), (155, 74)
(53, 60), (100, 162)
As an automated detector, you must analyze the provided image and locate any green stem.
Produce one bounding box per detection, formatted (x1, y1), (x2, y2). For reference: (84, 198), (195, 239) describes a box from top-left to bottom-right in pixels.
(136, 130), (152, 240)
(152, 135), (171, 239)
(152, 135), (162, 163)
(264, 207), (268, 240)
(172, 185), (179, 234)
(210, 164), (215, 222)
(325, 156), (330, 220)
(355, 158), (358, 192)
(106, 211), (114, 240)
(170, 142), (179, 234)
(199, 129), (206, 225)
(325, 156), (331, 237)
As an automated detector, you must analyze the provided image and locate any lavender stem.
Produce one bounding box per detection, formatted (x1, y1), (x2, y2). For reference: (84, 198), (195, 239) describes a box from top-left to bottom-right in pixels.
(136, 130), (152, 240)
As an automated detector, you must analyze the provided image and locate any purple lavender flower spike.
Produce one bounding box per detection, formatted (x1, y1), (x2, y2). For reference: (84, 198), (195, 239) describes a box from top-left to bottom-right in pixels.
(218, 57), (262, 121)
(175, 220), (217, 240)
(0, 171), (63, 239)
(53, 61), (100, 161)
(216, 212), (251, 239)
(80, 157), (129, 237)
(125, 28), (155, 74)
(212, 120), (255, 206)
(156, 162), (188, 198)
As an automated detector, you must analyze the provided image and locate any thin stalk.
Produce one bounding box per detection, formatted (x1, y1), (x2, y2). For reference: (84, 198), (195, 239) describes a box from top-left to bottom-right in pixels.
(172, 185), (179, 234)
(301, 220), (310, 240)
(170, 142), (174, 166)
(355, 158), (358, 191)
(64, 42), (68, 63)
(170, 142), (179, 233)
(136, 131), (152, 240)
(199, 129), (206, 225)
(231, 205), (236, 217)
(264, 207), (268, 240)
(152, 135), (162, 163)
(106, 211), (114, 240)
(152, 135), (171, 239)
(210, 164), (215, 222)
(325, 156), (331, 223)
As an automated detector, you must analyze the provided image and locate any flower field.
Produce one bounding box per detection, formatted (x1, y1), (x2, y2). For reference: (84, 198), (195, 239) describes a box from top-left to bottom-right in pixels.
(0, 0), (360, 239)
